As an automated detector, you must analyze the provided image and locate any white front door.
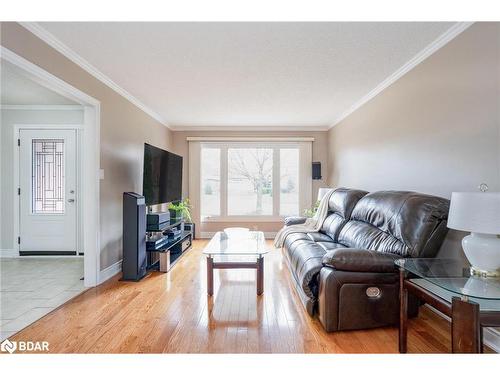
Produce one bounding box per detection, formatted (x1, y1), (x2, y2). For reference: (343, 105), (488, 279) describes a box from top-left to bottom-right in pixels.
(19, 129), (78, 254)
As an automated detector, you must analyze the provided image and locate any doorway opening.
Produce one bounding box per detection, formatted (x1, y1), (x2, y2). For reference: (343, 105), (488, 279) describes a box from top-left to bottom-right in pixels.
(1, 48), (101, 340)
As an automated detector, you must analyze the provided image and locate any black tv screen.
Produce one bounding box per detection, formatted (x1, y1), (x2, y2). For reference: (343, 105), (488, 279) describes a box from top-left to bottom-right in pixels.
(142, 143), (183, 206)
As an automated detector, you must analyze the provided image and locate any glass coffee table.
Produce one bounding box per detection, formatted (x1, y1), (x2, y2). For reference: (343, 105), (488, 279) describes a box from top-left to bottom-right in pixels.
(203, 230), (268, 296)
(396, 258), (500, 353)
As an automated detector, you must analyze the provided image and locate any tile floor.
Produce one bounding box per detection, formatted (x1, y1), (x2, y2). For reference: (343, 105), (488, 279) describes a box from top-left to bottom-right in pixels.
(0, 257), (85, 340)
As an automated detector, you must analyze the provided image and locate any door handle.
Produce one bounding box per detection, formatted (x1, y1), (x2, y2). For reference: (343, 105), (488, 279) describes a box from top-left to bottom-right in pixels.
(68, 199), (75, 203)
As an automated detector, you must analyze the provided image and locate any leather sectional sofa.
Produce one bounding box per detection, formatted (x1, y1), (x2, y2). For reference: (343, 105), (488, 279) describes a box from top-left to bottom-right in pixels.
(282, 187), (450, 332)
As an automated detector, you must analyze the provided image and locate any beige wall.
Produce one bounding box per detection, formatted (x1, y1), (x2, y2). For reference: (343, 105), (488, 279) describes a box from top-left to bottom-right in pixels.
(1, 22), (173, 269)
(172, 130), (329, 235)
(327, 23), (500, 259)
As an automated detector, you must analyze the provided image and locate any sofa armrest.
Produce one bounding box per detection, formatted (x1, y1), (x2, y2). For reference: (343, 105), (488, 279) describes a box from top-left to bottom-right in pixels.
(284, 216), (307, 226)
(322, 248), (401, 273)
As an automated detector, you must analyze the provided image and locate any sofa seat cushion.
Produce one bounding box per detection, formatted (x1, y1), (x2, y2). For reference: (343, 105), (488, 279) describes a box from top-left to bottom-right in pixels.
(307, 232), (334, 242)
(316, 242), (346, 251)
(283, 232), (311, 250)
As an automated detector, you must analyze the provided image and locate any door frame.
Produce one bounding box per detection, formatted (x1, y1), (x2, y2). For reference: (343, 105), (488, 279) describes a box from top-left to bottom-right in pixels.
(2, 47), (101, 287)
(14, 125), (83, 255)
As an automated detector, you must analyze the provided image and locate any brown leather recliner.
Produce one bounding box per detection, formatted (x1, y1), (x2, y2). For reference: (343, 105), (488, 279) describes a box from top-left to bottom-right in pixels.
(282, 188), (450, 332)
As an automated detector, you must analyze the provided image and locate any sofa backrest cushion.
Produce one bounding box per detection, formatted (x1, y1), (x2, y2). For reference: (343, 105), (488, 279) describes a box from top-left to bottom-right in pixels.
(320, 188), (368, 241)
(337, 191), (450, 257)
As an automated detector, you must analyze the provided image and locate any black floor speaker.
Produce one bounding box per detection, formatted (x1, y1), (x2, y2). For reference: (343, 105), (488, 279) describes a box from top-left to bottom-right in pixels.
(122, 192), (147, 281)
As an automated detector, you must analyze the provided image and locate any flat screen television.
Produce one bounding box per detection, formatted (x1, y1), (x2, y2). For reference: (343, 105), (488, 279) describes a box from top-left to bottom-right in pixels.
(142, 143), (183, 206)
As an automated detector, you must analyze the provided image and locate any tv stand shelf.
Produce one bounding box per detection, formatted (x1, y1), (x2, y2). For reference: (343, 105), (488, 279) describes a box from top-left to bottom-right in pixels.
(146, 219), (192, 273)
(147, 218), (184, 232)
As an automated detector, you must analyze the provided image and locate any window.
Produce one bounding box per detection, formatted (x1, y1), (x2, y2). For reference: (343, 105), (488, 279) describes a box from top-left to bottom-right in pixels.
(228, 148), (273, 215)
(279, 148), (299, 217)
(200, 142), (309, 220)
(200, 147), (220, 217)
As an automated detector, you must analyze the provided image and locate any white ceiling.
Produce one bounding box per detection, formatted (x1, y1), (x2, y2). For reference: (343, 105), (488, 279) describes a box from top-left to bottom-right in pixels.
(1, 60), (77, 105)
(35, 22), (455, 130)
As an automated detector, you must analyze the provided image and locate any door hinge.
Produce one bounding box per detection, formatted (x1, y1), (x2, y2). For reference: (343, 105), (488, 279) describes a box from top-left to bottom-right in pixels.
(18, 187), (21, 195)
(17, 237), (21, 245)
(17, 139), (20, 146)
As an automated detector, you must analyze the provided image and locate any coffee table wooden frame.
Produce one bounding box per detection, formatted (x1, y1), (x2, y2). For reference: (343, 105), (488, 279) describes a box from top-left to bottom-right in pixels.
(206, 255), (264, 296)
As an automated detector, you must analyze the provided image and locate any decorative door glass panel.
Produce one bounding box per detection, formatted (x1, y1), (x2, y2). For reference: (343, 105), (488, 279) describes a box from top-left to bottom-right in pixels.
(32, 139), (65, 214)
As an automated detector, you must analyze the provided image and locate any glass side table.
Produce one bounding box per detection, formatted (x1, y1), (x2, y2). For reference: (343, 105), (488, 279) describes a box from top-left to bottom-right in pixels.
(395, 258), (500, 353)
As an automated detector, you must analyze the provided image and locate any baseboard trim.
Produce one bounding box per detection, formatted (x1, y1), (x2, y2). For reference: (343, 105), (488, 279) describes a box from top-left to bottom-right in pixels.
(200, 231), (277, 239)
(425, 304), (499, 353)
(99, 260), (122, 284)
(0, 249), (18, 257)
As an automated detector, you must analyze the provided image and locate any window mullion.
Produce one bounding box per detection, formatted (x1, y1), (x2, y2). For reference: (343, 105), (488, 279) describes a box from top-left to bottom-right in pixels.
(273, 147), (280, 217)
(220, 145), (228, 218)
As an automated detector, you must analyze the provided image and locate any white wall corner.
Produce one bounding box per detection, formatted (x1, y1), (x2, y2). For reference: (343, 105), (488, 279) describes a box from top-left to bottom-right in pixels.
(98, 260), (122, 284)
(329, 22), (474, 129)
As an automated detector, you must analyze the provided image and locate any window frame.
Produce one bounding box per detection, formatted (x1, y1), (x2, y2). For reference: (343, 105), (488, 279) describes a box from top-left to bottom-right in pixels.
(200, 141), (306, 222)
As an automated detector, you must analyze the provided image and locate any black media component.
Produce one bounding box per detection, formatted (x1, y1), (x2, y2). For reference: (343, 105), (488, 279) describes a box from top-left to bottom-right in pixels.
(122, 192), (147, 281)
(184, 222), (195, 239)
(312, 162), (322, 180)
(146, 211), (171, 226)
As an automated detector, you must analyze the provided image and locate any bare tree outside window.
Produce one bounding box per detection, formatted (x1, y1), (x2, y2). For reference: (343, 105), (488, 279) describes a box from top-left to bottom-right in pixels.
(228, 148), (273, 215)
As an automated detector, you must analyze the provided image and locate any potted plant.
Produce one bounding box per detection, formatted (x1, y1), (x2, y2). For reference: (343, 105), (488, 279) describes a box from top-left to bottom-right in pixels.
(168, 198), (193, 223)
(303, 200), (320, 218)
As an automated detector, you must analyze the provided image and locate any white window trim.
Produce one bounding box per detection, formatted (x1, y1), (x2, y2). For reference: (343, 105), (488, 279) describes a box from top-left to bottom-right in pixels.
(199, 141), (312, 223)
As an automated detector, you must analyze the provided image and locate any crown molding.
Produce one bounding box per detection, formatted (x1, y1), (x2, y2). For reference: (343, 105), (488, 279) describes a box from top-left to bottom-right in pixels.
(0, 104), (83, 111)
(17, 22), (474, 133)
(170, 125), (329, 131)
(186, 136), (314, 142)
(328, 22), (474, 129)
(19, 22), (171, 130)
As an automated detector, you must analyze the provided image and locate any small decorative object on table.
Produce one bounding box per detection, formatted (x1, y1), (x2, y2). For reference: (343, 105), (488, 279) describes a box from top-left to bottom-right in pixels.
(168, 198), (193, 222)
(223, 227), (250, 237)
(447, 183), (500, 277)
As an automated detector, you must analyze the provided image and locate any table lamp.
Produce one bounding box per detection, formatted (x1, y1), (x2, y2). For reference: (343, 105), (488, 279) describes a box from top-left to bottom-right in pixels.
(447, 187), (500, 277)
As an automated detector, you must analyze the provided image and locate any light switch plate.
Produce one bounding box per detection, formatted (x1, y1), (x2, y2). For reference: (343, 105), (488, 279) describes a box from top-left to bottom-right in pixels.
(99, 169), (105, 180)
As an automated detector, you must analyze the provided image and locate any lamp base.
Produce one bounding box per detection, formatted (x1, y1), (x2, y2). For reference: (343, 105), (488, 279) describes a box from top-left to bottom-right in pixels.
(469, 266), (500, 278)
(462, 233), (500, 278)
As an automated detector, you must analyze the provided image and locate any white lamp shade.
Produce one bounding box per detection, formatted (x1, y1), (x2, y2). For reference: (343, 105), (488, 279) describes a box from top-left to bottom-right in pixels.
(317, 188), (334, 202)
(447, 192), (500, 234)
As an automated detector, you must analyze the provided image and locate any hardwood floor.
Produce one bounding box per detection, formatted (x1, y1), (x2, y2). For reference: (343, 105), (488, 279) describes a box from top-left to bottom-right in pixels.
(10, 240), (456, 353)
